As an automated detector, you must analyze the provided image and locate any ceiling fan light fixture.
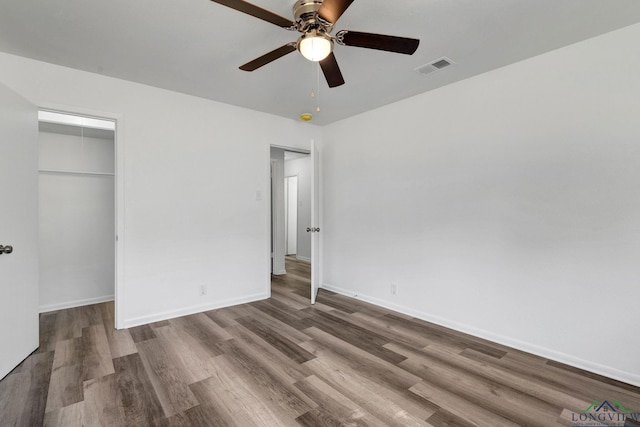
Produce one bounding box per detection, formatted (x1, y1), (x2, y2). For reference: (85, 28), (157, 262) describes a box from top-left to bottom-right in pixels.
(298, 30), (333, 62)
(209, 0), (420, 88)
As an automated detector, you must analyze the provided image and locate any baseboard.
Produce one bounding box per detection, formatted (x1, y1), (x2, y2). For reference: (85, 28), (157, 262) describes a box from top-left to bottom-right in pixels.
(122, 292), (269, 329)
(39, 295), (115, 313)
(272, 269), (287, 275)
(295, 255), (311, 263)
(321, 283), (640, 388)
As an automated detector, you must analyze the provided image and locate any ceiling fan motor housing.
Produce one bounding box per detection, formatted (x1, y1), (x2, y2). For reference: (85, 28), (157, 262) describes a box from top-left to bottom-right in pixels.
(293, 0), (330, 31)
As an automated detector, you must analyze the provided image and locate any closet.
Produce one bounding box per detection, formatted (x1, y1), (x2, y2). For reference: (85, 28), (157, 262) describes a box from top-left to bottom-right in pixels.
(38, 111), (115, 311)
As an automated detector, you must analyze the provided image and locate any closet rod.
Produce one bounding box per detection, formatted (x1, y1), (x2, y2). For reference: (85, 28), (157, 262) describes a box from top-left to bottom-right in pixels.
(38, 169), (114, 177)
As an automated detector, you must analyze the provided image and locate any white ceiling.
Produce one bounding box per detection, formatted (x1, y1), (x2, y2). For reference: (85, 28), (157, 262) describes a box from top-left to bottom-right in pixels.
(1, 0), (640, 125)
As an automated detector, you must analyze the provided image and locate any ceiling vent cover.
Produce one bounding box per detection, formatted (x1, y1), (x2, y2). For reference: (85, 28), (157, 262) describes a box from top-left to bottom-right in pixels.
(415, 56), (455, 75)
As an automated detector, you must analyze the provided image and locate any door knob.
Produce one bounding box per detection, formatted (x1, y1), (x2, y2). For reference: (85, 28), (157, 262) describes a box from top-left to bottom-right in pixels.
(306, 227), (320, 233)
(0, 245), (13, 255)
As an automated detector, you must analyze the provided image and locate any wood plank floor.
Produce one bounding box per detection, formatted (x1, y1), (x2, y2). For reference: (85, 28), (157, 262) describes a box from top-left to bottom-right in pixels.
(1, 257), (639, 426)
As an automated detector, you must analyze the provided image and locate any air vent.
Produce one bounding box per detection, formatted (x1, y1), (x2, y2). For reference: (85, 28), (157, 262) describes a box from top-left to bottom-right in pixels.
(431, 58), (452, 69)
(414, 63), (437, 75)
(415, 56), (455, 75)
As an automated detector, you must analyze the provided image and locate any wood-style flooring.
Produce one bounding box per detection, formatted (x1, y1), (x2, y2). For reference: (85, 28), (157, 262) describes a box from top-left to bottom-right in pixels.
(1, 256), (639, 426)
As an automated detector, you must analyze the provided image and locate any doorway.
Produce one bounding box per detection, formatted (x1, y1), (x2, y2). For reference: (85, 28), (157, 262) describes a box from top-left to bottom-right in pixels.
(270, 146), (315, 300)
(283, 150), (312, 263)
(37, 110), (116, 313)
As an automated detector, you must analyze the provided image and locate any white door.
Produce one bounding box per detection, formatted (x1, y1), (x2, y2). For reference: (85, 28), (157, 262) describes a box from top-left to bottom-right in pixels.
(310, 140), (321, 304)
(0, 82), (39, 379)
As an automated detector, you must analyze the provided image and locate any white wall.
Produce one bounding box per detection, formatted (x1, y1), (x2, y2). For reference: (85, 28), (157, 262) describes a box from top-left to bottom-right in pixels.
(38, 124), (115, 311)
(285, 176), (298, 255)
(322, 24), (640, 386)
(0, 52), (320, 327)
(285, 155), (312, 261)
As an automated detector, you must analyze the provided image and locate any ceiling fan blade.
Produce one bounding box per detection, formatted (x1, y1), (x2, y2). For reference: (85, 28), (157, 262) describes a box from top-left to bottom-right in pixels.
(239, 43), (297, 71)
(317, 0), (355, 25)
(319, 52), (345, 88)
(337, 30), (420, 55)
(210, 0), (294, 28)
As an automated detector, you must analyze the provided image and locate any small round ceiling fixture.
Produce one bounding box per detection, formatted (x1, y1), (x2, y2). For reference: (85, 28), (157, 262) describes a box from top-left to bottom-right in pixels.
(300, 113), (313, 121)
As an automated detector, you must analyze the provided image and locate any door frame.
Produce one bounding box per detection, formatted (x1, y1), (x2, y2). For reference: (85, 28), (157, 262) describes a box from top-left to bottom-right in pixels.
(39, 103), (125, 329)
(309, 139), (321, 304)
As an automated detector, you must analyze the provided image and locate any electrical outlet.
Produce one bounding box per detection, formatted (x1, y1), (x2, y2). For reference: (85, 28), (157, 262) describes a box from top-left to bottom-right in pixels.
(199, 285), (207, 296)
(391, 283), (398, 295)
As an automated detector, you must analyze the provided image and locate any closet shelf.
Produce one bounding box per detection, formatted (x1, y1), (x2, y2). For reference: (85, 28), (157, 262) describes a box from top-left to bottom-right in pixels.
(38, 169), (114, 177)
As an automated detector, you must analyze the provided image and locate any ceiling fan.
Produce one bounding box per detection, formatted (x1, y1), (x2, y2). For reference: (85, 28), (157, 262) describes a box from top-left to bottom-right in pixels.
(209, 0), (420, 87)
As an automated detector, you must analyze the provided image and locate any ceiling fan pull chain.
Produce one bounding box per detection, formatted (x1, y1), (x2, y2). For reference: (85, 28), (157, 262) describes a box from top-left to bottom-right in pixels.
(310, 59), (316, 98)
